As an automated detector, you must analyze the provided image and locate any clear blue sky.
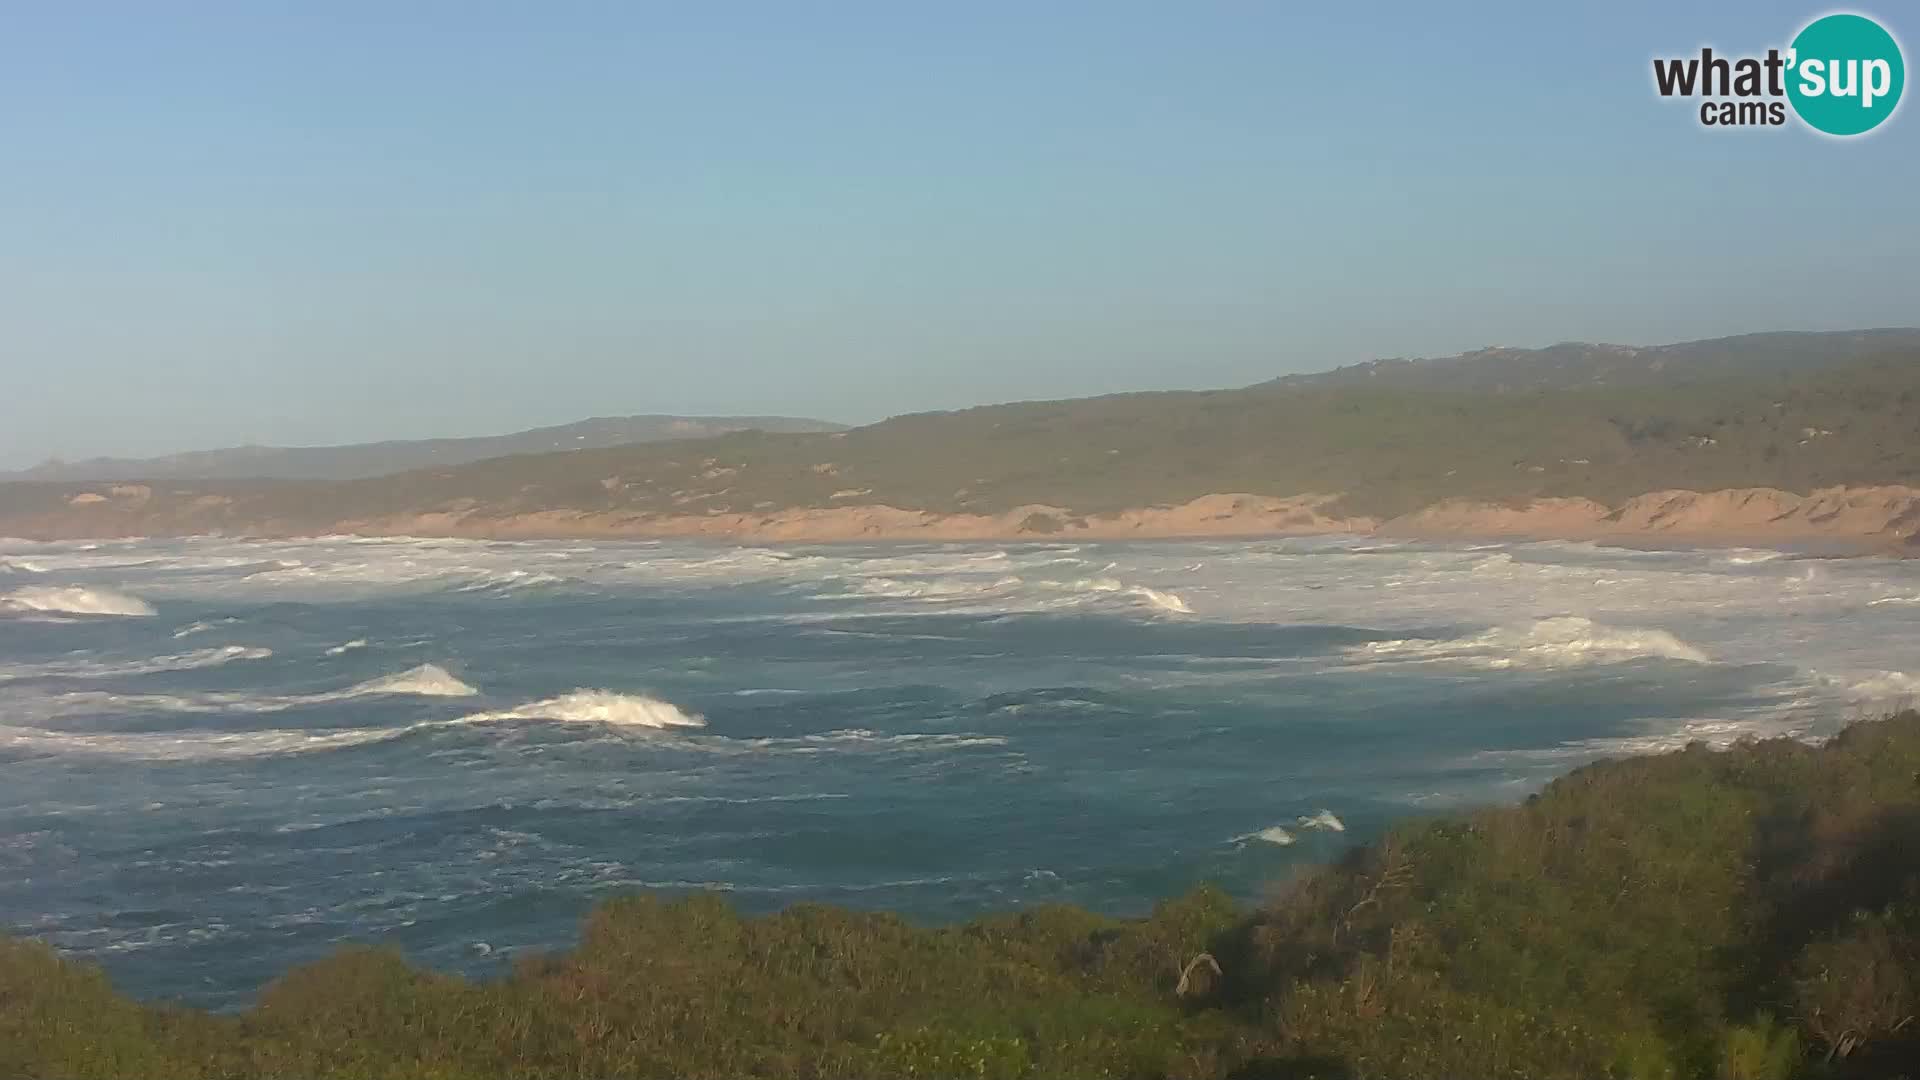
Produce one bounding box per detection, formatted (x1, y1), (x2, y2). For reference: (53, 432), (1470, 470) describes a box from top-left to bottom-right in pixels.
(2, 2), (1915, 467)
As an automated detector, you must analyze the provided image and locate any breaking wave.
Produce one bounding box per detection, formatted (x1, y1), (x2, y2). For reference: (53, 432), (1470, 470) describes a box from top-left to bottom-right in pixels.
(1349, 616), (1708, 670)
(1127, 585), (1193, 614)
(0, 723), (404, 761)
(325, 639), (369, 656)
(20, 663), (481, 720)
(1, 585), (155, 617)
(1297, 809), (1345, 832)
(0, 645), (272, 682)
(1054, 578), (1193, 614)
(832, 570), (1193, 615)
(1233, 809), (1342, 848)
(456, 689), (704, 730)
(726, 729), (1008, 754)
(850, 575), (1022, 601)
(1830, 670), (1920, 706)
(8, 683), (701, 762)
(456, 569), (570, 594)
(1232, 825), (1296, 846)
(172, 618), (242, 639)
(4, 666), (486, 760)
(118, 645), (272, 675)
(344, 664), (478, 699)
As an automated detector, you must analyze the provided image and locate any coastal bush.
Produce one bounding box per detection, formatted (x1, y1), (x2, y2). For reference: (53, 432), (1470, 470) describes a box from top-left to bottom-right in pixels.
(6, 711), (1920, 1078)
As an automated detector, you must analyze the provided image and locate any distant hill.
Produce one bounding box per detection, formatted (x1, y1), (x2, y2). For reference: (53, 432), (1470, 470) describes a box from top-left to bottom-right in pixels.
(1268, 328), (1920, 394)
(2, 329), (1917, 542)
(3, 415), (848, 483)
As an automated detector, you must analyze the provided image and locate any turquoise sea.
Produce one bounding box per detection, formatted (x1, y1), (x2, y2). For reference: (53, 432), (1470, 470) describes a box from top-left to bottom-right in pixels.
(4, 534), (1918, 1007)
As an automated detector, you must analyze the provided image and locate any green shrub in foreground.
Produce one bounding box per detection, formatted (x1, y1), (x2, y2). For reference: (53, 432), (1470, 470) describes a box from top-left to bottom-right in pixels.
(7, 712), (1920, 1078)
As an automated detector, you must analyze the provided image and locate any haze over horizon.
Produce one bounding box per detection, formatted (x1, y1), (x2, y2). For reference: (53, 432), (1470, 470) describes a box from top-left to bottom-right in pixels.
(5, 1), (1917, 469)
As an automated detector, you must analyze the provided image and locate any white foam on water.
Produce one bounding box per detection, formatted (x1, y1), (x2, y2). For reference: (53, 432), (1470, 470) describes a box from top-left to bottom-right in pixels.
(343, 664), (478, 699)
(456, 569), (569, 593)
(1825, 670), (1920, 706)
(1046, 577), (1193, 614)
(705, 729), (1009, 756)
(849, 575), (1022, 601)
(0, 645), (272, 682)
(1350, 616), (1709, 670)
(1472, 552), (1516, 573)
(793, 730), (1003, 750)
(129, 645), (272, 674)
(0, 722), (405, 761)
(2, 665), (483, 760)
(172, 617), (241, 639)
(1, 586), (155, 617)
(456, 689), (704, 730)
(1232, 825), (1296, 846)
(0, 549), (162, 573)
(28, 691), (217, 718)
(1297, 809), (1345, 832)
(7, 533), (1920, 773)
(1475, 713), (1821, 769)
(17, 663), (480, 721)
(325, 639), (370, 656)
(1128, 585), (1192, 614)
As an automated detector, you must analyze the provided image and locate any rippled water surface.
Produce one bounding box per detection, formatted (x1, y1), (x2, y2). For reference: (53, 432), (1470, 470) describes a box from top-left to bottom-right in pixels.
(4, 535), (1918, 1007)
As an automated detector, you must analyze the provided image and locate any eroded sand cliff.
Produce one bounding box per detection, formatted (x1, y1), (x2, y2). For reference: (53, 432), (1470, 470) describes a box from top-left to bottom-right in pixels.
(1383, 485), (1920, 551)
(4, 486), (1918, 553)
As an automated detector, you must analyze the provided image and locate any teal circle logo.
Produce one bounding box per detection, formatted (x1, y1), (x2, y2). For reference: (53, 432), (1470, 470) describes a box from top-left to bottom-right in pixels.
(1787, 13), (1905, 136)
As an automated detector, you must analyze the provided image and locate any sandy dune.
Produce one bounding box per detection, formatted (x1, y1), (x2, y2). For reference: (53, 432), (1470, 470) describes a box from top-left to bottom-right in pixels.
(6, 486), (1918, 555)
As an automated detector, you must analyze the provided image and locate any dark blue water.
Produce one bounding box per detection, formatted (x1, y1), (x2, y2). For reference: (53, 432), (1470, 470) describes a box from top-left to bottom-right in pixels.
(3, 535), (1916, 1007)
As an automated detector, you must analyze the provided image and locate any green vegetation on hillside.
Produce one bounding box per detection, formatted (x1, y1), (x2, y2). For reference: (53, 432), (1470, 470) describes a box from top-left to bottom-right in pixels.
(9, 712), (1920, 1079)
(1267, 329), (1920, 395)
(0, 415), (848, 485)
(0, 333), (1916, 531)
